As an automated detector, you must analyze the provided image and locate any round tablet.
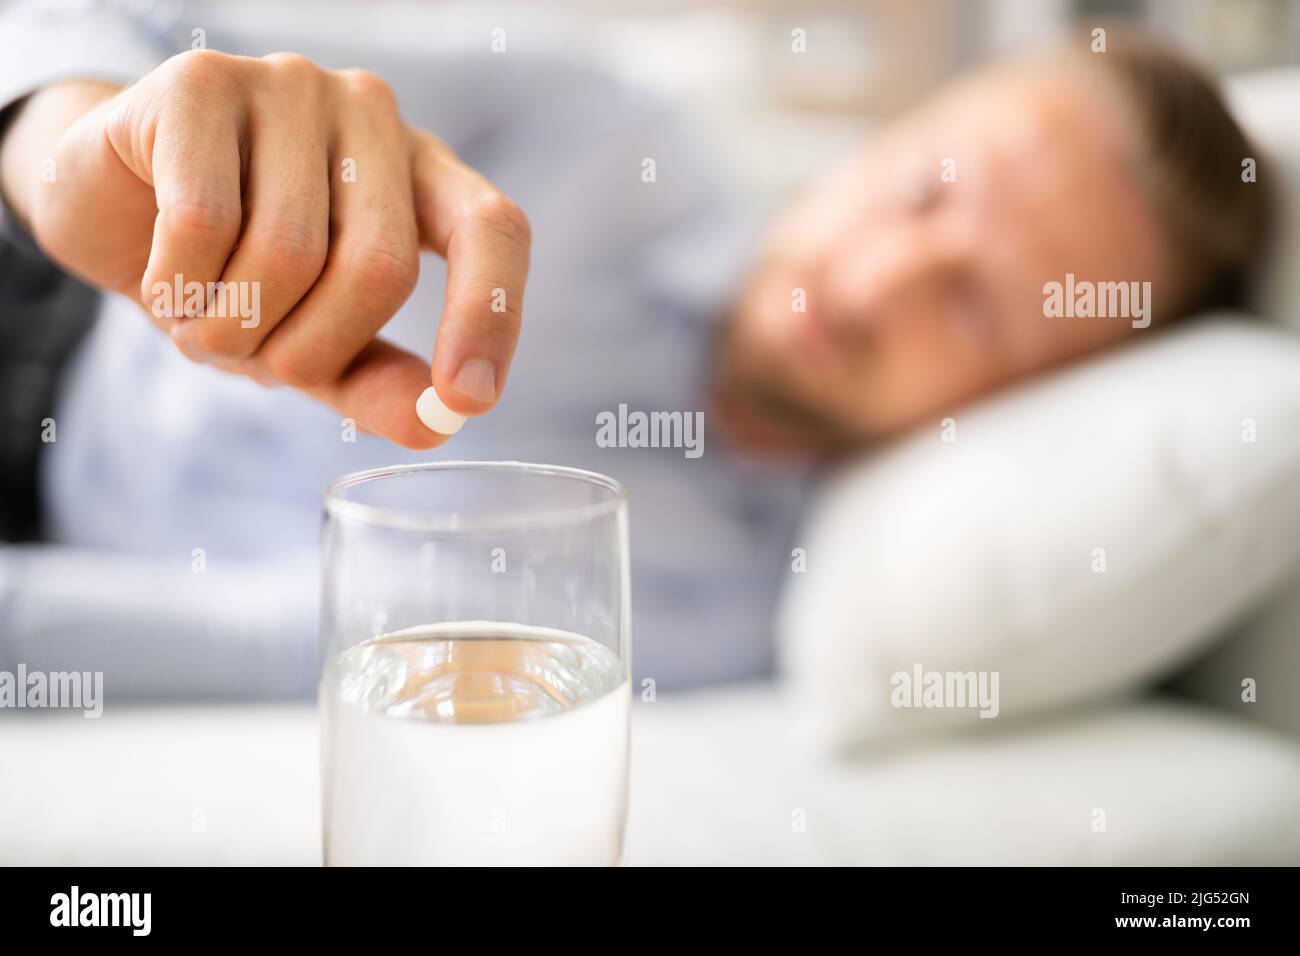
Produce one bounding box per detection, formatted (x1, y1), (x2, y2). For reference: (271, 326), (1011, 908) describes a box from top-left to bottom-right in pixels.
(416, 386), (466, 435)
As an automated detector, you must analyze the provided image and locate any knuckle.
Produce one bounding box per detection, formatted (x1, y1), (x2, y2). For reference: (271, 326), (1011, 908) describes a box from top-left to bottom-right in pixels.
(262, 51), (315, 77)
(336, 69), (397, 112)
(252, 219), (328, 284)
(467, 190), (531, 246)
(348, 236), (419, 311)
(261, 347), (324, 391)
(183, 319), (244, 358)
(261, 52), (324, 99)
(163, 197), (243, 246)
(166, 49), (237, 89)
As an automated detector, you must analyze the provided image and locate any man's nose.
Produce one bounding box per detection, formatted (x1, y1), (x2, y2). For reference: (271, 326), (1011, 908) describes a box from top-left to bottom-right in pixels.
(819, 225), (956, 332)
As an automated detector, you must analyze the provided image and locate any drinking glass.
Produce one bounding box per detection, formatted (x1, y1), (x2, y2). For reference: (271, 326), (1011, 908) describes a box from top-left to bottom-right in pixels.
(319, 461), (631, 866)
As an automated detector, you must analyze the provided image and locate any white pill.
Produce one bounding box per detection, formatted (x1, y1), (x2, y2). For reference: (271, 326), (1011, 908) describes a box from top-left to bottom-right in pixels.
(416, 386), (466, 435)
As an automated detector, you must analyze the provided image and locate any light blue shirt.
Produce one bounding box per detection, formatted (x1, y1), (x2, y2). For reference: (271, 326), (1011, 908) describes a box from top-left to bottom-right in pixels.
(0, 0), (811, 697)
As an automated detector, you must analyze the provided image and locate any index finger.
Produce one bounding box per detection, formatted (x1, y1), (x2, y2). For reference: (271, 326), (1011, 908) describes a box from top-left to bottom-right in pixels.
(408, 129), (531, 416)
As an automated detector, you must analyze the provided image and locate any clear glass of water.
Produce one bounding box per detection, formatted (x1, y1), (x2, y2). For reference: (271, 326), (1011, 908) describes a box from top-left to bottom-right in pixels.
(319, 461), (631, 866)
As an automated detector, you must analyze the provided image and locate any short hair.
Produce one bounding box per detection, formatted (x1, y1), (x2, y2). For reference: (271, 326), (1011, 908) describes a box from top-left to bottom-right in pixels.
(1077, 29), (1274, 316)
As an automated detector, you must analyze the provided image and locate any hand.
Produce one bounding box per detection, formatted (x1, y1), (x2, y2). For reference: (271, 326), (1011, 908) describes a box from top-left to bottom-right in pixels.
(1, 50), (530, 448)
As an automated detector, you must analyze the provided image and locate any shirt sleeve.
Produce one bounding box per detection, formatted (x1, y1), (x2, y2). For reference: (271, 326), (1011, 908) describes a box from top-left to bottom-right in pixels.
(0, 0), (171, 254)
(0, 0), (169, 106)
(0, 544), (321, 701)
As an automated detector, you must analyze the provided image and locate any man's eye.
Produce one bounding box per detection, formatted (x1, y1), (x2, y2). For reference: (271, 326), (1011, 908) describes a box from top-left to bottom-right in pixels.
(963, 303), (998, 345)
(902, 172), (940, 213)
(893, 155), (941, 213)
(954, 283), (997, 345)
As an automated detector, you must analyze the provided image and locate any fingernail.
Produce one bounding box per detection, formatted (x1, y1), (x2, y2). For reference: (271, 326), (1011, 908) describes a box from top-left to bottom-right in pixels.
(416, 386), (466, 435)
(451, 358), (498, 404)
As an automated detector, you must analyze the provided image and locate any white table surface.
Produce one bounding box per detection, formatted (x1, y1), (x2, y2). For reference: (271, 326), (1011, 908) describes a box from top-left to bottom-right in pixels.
(4, 686), (1300, 865)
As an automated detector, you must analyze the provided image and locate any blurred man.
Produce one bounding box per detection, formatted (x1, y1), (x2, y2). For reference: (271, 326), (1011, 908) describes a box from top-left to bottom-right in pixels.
(0, 3), (1269, 696)
(716, 37), (1270, 454)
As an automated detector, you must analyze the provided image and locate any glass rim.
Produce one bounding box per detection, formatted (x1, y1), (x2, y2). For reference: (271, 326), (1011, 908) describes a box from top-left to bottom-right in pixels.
(323, 460), (627, 533)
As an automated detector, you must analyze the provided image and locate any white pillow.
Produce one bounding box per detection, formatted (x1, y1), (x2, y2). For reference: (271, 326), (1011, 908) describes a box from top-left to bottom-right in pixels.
(778, 317), (1300, 750)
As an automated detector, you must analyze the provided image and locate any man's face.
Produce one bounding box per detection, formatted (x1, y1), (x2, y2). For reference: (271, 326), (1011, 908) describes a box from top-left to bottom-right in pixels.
(721, 63), (1176, 450)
